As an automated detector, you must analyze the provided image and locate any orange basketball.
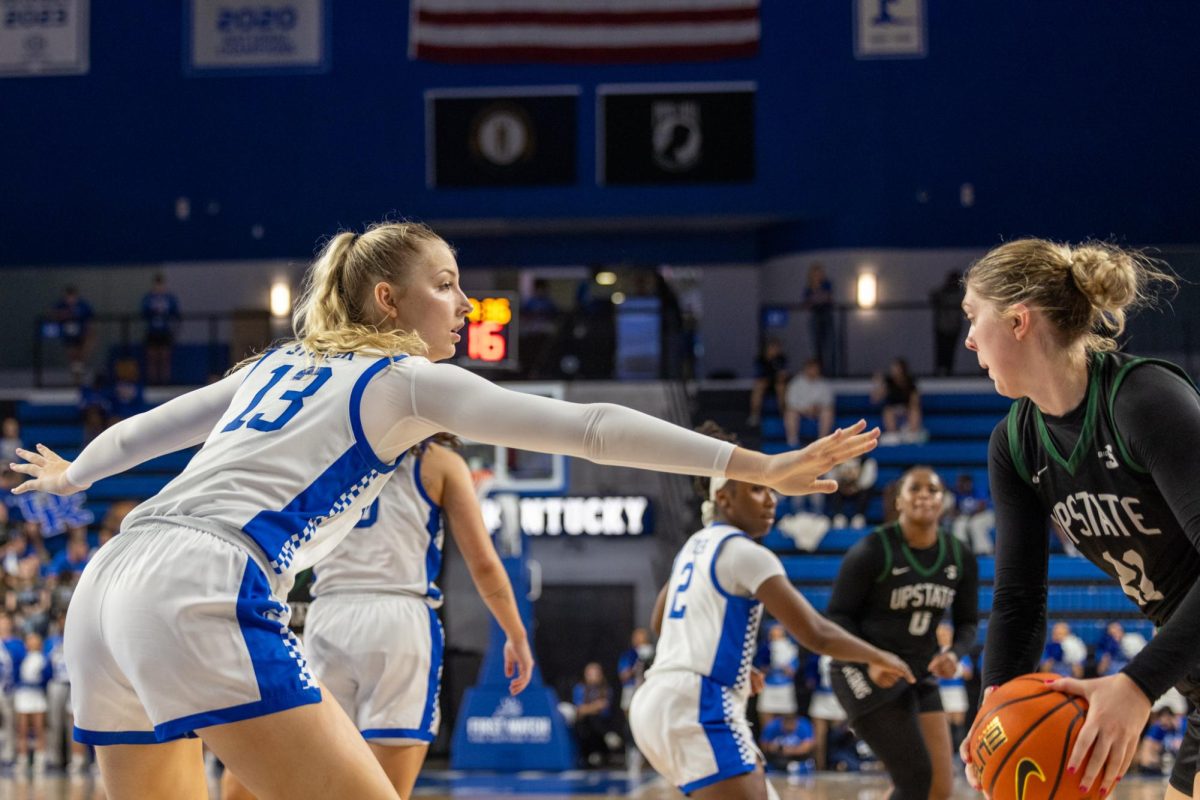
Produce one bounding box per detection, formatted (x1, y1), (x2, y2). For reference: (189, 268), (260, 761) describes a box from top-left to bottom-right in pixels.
(969, 673), (1099, 800)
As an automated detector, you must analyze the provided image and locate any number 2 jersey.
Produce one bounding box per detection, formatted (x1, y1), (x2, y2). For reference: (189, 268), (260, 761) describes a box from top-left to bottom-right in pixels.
(646, 524), (785, 697)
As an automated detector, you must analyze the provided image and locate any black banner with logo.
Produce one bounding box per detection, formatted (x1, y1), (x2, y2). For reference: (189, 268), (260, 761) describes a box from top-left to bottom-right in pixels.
(600, 87), (754, 185)
(429, 92), (577, 187)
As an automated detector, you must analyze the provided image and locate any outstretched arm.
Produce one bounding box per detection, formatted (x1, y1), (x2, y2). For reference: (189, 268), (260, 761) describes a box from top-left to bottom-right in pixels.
(429, 444), (533, 696)
(12, 370), (244, 495)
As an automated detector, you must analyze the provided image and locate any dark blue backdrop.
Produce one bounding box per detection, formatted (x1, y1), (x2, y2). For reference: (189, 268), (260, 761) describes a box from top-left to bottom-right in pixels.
(2, 2), (1198, 266)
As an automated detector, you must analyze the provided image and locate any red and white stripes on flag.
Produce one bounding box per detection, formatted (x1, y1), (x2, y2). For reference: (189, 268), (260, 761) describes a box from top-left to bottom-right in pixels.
(408, 0), (761, 64)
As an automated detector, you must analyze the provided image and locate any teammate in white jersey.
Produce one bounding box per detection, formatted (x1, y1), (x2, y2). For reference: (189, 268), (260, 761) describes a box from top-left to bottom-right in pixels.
(630, 423), (912, 799)
(223, 437), (533, 800)
(12, 221), (879, 799)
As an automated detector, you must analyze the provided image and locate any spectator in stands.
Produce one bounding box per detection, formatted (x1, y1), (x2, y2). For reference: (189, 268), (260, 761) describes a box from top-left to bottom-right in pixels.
(43, 534), (90, 581)
(946, 473), (994, 554)
(1137, 707), (1183, 776)
(1040, 621), (1085, 678)
(0, 469), (24, 533)
(13, 629), (47, 773)
(6, 558), (50, 635)
(141, 273), (181, 385)
(110, 357), (147, 421)
(929, 271), (965, 376)
(760, 714), (815, 772)
(520, 278), (561, 379)
(573, 662), (615, 767)
(617, 627), (654, 768)
(871, 357), (924, 444)
(97, 499), (138, 547)
(0, 613), (18, 764)
(783, 358), (835, 447)
(1095, 621), (1146, 677)
(807, 654), (847, 771)
(43, 613), (70, 772)
(756, 624), (800, 730)
(936, 622), (974, 750)
(79, 374), (113, 444)
(827, 456), (877, 529)
(803, 263), (836, 374)
(748, 337), (788, 427)
(51, 286), (94, 383)
(0, 418), (22, 466)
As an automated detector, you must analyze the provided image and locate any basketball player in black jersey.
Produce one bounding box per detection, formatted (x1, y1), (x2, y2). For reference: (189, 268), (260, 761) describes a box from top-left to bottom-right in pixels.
(958, 238), (1200, 800)
(827, 466), (979, 800)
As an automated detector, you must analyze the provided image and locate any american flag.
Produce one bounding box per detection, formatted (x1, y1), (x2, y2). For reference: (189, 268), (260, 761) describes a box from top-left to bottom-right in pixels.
(408, 0), (761, 64)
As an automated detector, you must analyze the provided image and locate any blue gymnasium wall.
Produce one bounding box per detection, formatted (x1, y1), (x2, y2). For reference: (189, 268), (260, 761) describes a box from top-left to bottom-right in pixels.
(2, 3), (1199, 267)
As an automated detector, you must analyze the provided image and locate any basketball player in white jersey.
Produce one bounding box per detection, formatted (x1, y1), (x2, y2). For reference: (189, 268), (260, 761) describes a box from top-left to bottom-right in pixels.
(223, 436), (532, 800)
(12, 221), (880, 799)
(630, 423), (912, 799)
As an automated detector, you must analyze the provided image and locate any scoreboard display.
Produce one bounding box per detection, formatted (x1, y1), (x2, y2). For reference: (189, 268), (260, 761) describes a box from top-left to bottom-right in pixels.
(456, 291), (519, 370)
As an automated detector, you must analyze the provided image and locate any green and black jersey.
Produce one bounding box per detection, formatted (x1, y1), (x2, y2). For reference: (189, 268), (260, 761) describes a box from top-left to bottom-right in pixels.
(984, 350), (1200, 700)
(827, 522), (979, 677)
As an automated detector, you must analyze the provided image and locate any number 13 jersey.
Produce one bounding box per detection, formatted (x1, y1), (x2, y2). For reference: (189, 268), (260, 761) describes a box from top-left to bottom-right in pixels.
(123, 347), (405, 581)
(647, 524), (784, 695)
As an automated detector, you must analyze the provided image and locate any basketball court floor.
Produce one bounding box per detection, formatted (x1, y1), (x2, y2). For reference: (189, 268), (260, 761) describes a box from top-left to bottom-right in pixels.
(0, 769), (1174, 799)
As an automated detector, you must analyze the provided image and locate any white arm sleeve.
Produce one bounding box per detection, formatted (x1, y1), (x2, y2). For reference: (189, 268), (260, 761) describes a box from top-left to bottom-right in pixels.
(370, 361), (734, 476)
(64, 371), (244, 486)
(715, 536), (787, 597)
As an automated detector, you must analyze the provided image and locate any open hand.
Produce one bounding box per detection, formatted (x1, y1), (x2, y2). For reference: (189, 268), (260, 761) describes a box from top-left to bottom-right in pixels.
(10, 445), (89, 496)
(761, 420), (880, 496)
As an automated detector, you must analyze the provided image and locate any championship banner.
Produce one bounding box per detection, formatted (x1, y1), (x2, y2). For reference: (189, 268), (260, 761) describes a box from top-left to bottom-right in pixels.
(426, 87), (577, 188)
(0, 0), (88, 77)
(854, 0), (926, 59)
(599, 82), (754, 185)
(185, 0), (329, 75)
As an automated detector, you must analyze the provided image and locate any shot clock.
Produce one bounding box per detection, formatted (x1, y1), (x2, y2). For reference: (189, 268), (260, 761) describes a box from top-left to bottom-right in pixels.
(457, 291), (519, 370)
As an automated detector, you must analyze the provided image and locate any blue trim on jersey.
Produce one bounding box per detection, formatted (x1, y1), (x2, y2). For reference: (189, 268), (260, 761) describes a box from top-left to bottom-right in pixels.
(349, 355), (408, 471)
(148, 560), (322, 742)
(361, 728), (436, 742)
(239, 348), (277, 383)
(707, 531), (758, 686)
(413, 455), (445, 603)
(680, 678), (755, 794)
(242, 444), (390, 572)
(73, 727), (187, 746)
(417, 606), (444, 735)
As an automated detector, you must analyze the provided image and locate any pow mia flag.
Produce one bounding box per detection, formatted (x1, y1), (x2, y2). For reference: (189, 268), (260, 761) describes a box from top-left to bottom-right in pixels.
(599, 83), (754, 185)
(427, 88), (577, 188)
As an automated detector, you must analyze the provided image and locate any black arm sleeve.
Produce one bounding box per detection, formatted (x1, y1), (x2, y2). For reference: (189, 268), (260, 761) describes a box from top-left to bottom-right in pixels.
(1113, 365), (1200, 700)
(982, 421), (1051, 687)
(825, 535), (884, 639)
(950, 548), (980, 659)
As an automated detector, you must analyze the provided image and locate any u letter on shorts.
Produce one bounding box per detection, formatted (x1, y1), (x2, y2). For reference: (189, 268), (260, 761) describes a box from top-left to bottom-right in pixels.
(66, 524), (321, 745)
(304, 593), (443, 745)
(629, 671), (760, 794)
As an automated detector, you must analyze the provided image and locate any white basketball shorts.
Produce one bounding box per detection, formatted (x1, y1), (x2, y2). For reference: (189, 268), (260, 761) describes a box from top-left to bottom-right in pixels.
(305, 593), (443, 746)
(756, 682), (798, 715)
(939, 684), (969, 714)
(67, 523), (320, 745)
(629, 671), (761, 794)
(807, 689), (847, 722)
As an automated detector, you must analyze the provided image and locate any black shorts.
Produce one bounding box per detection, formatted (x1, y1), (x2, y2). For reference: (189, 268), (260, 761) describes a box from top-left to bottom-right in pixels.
(145, 330), (174, 347)
(1170, 669), (1200, 795)
(830, 661), (942, 722)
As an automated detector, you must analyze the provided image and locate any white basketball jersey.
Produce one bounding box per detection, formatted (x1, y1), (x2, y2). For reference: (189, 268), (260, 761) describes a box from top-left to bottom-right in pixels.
(310, 448), (445, 606)
(648, 524), (764, 695)
(123, 346), (405, 581)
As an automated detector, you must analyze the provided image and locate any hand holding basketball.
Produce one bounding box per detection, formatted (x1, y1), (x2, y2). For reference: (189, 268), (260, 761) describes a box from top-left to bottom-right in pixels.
(1048, 673), (1150, 797)
(959, 684), (996, 792)
(736, 420), (880, 496)
(10, 444), (89, 495)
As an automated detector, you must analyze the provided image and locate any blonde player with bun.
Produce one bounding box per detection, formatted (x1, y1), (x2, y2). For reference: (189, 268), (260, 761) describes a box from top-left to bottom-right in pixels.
(12, 221), (881, 800)
(630, 422), (914, 800)
(958, 239), (1200, 800)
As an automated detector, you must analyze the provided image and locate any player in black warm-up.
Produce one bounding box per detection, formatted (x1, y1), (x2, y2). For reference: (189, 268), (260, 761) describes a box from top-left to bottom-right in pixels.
(827, 466), (978, 800)
(958, 238), (1200, 800)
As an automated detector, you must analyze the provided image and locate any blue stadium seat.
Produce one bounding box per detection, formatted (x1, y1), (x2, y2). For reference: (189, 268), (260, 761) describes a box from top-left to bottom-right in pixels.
(16, 402), (80, 423)
(88, 474), (173, 501)
(17, 424), (84, 449)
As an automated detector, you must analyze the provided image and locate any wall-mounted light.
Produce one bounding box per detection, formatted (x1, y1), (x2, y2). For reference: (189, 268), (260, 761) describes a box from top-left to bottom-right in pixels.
(856, 272), (877, 309)
(596, 271), (617, 286)
(270, 281), (291, 318)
